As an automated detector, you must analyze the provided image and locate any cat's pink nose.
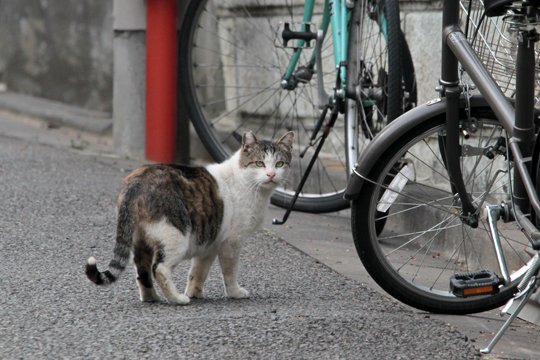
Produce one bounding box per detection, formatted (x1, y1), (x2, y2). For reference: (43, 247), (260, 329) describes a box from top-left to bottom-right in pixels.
(266, 170), (276, 179)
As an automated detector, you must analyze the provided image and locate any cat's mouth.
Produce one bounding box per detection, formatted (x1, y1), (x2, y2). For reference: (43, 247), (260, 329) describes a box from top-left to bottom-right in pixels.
(262, 179), (278, 186)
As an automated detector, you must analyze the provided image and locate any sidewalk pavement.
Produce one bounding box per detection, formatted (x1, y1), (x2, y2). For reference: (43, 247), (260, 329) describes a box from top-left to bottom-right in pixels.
(0, 109), (538, 359)
(267, 207), (540, 359)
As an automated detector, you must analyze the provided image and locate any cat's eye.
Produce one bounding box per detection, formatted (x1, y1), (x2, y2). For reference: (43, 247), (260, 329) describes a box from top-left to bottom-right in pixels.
(275, 161), (285, 168)
(255, 161), (265, 167)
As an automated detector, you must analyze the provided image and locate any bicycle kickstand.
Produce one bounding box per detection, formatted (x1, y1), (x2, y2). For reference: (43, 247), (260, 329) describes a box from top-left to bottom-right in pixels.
(480, 252), (540, 354)
(272, 103), (339, 225)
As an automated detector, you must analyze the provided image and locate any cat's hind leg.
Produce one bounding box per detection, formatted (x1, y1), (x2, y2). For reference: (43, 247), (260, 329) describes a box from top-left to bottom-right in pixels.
(218, 239), (249, 299)
(133, 234), (160, 302)
(153, 263), (190, 305)
(145, 218), (190, 305)
(185, 254), (216, 299)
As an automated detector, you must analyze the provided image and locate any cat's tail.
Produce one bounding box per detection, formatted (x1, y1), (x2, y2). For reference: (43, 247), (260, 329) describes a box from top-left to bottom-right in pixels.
(85, 186), (138, 286)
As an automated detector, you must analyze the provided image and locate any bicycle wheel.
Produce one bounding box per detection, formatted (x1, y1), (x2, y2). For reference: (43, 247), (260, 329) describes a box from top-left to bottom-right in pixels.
(179, 0), (408, 213)
(351, 108), (532, 314)
(345, 0), (416, 184)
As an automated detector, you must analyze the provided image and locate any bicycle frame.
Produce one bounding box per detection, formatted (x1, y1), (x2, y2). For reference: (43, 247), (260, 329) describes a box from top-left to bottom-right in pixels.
(441, 3), (540, 351)
(273, 0), (409, 223)
(441, 0), (540, 246)
(272, 0), (353, 224)
(342, 0), (540, 352)
(280, 0), (350, 97)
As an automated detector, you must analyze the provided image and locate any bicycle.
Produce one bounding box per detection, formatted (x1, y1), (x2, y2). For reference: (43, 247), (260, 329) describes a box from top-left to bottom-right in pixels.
(345, 0), (540, 353)
(179, 0), (416, 216)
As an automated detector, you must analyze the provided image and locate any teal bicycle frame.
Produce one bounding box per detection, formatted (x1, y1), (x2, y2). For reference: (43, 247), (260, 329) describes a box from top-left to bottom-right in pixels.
(273, 0), (396, 225)
(280, 0), (351, 97)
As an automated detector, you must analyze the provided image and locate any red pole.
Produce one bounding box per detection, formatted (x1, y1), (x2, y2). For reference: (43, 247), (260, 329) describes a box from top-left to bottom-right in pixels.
(146, 0), (177, 162)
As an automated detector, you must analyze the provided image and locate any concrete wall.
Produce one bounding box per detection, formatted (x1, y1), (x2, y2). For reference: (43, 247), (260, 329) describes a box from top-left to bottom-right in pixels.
(401, 1), (443, 105)
(0, 0), (443, 115)
(0, 1), (113, 113)
(0, 0), (444, 158)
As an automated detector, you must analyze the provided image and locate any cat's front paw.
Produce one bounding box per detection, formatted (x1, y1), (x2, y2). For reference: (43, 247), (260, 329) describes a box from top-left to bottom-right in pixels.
(185, 287), (204, 299)
(226, 286), (250, 299)
(169, 293), (191, 305)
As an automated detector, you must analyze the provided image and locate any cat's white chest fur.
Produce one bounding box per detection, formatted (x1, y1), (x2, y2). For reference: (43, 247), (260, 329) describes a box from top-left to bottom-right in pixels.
(206, 151), (272, 242)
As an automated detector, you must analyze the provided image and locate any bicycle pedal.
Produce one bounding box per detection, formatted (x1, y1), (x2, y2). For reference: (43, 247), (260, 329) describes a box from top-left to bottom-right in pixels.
(450, 270), (503, 297)
(277, 22), (317, 48)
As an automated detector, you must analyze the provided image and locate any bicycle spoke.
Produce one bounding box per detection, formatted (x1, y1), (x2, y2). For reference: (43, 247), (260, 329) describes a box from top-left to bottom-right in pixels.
(206, 80), (281, 125)
(185, 0), (407, 212)
(381, 221), (462, 244)
(357, 118), (532, 306)
(377, 194), (459, 221)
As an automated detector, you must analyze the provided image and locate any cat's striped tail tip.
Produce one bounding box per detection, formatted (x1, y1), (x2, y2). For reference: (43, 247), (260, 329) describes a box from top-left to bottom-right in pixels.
(87, 256), (97, 266)
(85, 256), (118, 286)
(86, 256), (103, 285)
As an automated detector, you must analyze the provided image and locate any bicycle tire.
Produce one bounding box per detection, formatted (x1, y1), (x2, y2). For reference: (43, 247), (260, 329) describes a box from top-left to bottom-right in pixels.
(179, 0), (411, 213)
(351, 108), (528, 314)
(344, 0), (416, 198)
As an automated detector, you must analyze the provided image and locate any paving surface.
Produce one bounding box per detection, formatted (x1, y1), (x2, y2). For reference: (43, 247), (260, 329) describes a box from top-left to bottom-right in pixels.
(267, 203), (540, 360)
(0, 111), (537, 359)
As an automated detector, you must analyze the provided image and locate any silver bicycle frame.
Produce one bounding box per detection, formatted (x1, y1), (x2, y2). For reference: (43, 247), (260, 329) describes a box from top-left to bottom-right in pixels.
(441, 1), (540, 242)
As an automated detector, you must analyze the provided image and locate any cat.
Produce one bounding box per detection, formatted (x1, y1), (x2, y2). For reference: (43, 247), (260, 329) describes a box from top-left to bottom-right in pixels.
(86, 130), (294, 305)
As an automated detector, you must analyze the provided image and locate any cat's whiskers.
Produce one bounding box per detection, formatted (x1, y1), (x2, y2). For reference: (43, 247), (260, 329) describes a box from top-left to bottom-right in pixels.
(280, 176), (291, 187)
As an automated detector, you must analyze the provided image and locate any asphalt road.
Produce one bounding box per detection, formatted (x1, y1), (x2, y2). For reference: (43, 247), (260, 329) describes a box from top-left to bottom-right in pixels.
(0, 133), (481, 359)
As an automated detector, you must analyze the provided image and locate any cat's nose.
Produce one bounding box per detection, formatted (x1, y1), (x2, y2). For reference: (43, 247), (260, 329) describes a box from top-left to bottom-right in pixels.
(266, 170), (276, 179)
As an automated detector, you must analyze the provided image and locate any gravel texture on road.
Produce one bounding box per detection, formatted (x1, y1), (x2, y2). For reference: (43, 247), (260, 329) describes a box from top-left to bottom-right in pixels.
(0, 135), (479, 359)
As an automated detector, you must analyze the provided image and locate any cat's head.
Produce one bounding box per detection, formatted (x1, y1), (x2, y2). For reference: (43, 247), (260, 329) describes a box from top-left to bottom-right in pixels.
(239, 131), (294, 189)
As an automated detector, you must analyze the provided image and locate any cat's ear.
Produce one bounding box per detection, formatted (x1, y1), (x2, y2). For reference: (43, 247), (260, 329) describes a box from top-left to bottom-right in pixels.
(277, 131), (294, 149)
(242, 131), (258, 150)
